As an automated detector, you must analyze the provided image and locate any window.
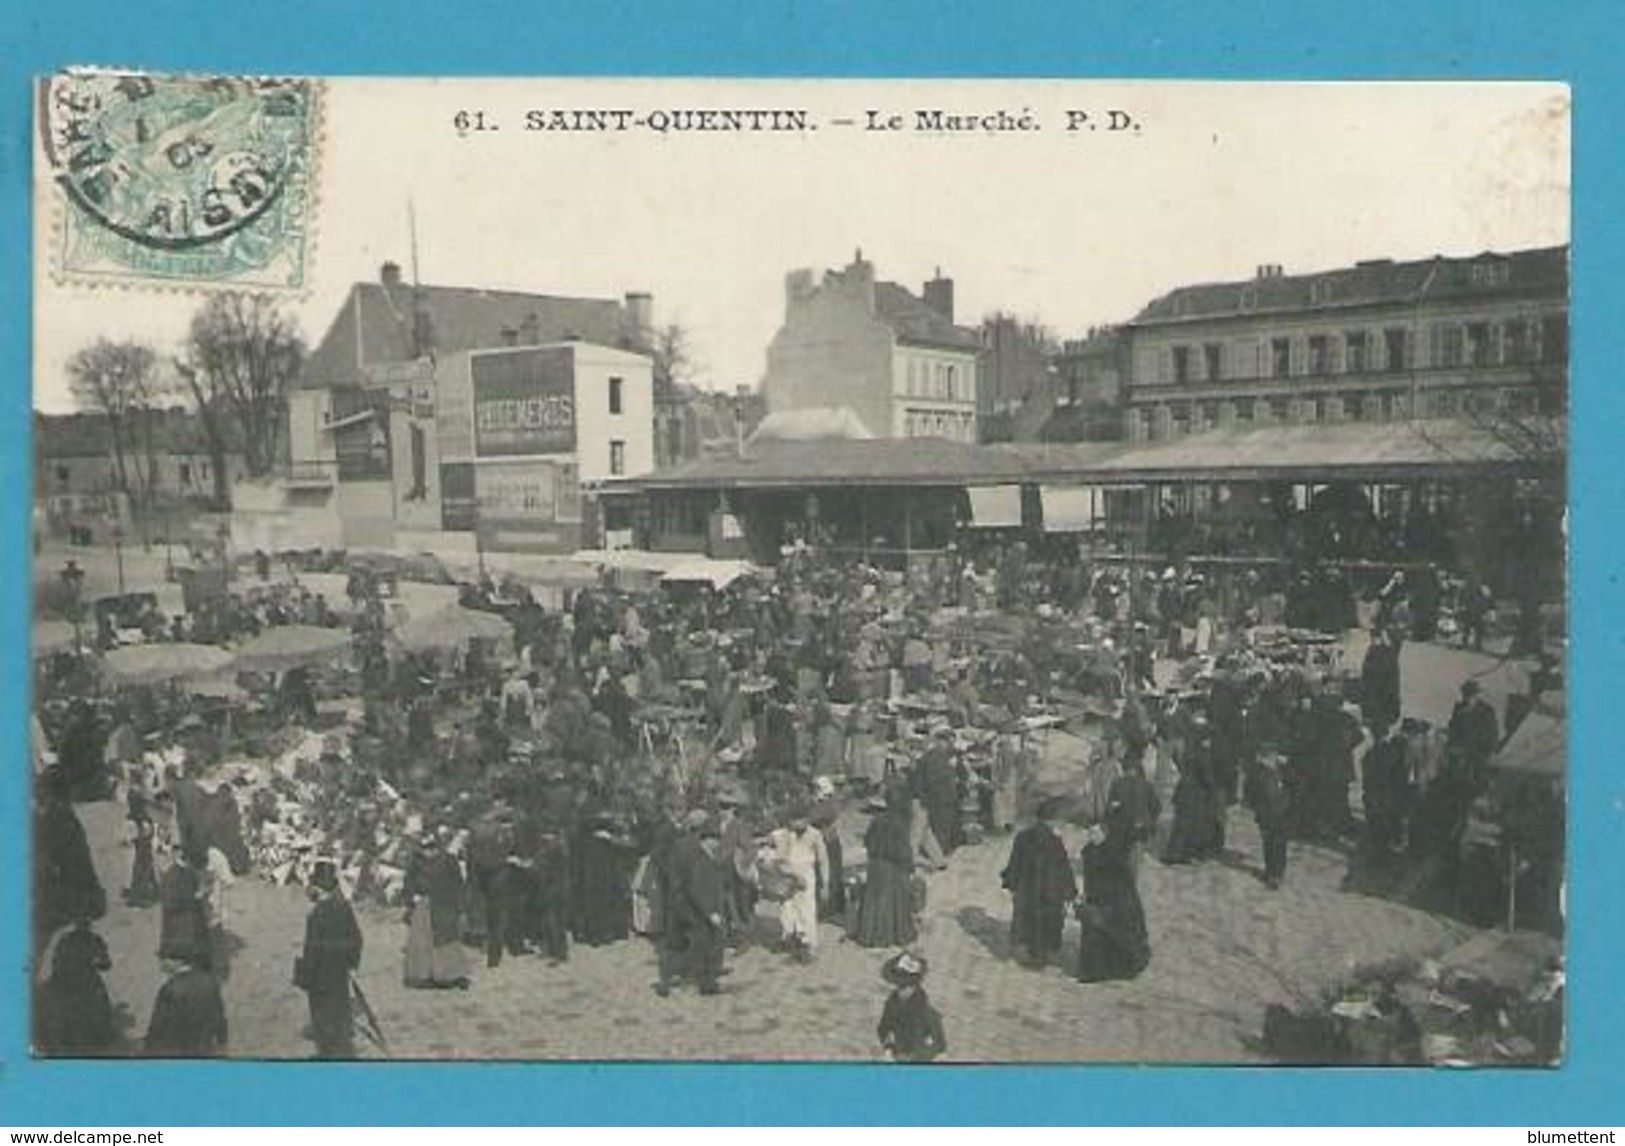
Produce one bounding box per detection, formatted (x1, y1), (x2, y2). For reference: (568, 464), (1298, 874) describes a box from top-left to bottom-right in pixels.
(1203, 343), (1223, 382)
(1428, 391), (1459, 417)
(1235, 398), (1254, 424)
(1240, 286), (1258, 311)
(1268, 396), (1291, 423)
(1307, 335), (1330, 375)
(907, 360), (919, 396)
(945, 364), (958, 400)
(1432, 324), (1465, 368)
(179, 462), (191, 484)
(1471, 260), (1510, 288)
(1172, 346), (1191, 384)
(1271, 338), (1291, 378)
(1384, 327), (1409, 372)
(1539, 315), (1568, 365)
(608, 376), (624, 415)
(609, 440), (626, 476)
(55, 464), (70, 487)
(1344, 331), (1368, 373)
(1466, 324), (1493, 368)
(1502, 319), (1529, 365)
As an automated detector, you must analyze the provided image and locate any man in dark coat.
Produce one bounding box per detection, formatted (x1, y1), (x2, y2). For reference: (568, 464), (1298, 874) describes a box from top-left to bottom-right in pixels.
(1361, 720), (1411, 855)
(1249, 752), (1291, 889)
(298, 860), (363, 1059)
(1360, 629), (1403, 735)
(1207, 666), (1248, 807)
(144, 949), (228, 1058)
(1001, 797), (1078, 968)
(1445, 679), (1500, 792)
(914, 728), (963, 854)
(33, 766), (105, 959)
(658, 813), (728, 996)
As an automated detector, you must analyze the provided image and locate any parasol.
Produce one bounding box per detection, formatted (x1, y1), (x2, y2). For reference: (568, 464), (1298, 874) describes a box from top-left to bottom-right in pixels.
(33, 620), (80, 660)
(233, 625), (353, 674)
(391, 605), (513, 653)
(103, 642), (235, 687)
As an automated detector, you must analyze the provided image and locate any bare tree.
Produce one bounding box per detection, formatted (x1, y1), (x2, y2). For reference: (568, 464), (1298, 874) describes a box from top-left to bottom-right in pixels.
(186, 294), (306, 478)
(649, 322), (694, 400)
(169, 358), (235, 510)
(65, 338), (158, 505)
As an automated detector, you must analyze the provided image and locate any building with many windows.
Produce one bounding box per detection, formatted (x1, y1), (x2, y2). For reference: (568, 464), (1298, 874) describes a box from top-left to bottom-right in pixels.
(1119, 245), (1567, 442)
(761, 251), (983, 443)
(245, 264), (657, 554)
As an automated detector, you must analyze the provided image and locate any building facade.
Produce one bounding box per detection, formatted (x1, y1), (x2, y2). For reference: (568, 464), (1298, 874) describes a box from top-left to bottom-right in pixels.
(281, 342), (653, 555)
(761, 252), (983, 443)
(1119, 246), (1568, 442)
(258, 265), (660, 555)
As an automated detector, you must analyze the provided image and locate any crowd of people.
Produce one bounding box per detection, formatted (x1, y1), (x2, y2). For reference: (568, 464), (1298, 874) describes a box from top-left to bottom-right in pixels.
(31, 536), (1560, 1061)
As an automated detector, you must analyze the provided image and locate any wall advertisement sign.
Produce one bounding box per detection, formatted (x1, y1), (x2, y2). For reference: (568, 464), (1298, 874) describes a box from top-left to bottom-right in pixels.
(471, 347), (577, 457)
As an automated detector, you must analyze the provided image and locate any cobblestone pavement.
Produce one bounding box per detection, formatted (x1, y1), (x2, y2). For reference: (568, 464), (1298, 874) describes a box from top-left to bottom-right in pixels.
(60, 626), (1523, 1062)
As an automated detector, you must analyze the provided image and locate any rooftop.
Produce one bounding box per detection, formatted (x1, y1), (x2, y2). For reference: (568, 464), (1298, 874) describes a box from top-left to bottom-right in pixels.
(1132, 244), (1568, 326)
(303, 280), (644, 390)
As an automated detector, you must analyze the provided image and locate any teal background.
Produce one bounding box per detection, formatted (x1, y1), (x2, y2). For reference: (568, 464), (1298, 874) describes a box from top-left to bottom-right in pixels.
(1, 0), (1617, 1125)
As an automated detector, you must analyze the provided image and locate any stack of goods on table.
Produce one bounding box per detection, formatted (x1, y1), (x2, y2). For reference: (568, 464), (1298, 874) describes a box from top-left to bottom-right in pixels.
(1261, 932), (1563, 1066)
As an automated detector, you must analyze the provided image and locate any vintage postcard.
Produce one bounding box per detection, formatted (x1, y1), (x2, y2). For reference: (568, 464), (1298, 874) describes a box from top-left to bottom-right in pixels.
(31, 77), (1568, 1064)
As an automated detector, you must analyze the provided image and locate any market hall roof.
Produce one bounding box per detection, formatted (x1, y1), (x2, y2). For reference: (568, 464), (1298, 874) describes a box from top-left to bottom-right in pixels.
(617, 437), (1043, 491)
(612, 419), (1557, 492)
(302, 279), (645, 390)
(1060, 419), (1562, 483)
(1130, 244), (1568, 326)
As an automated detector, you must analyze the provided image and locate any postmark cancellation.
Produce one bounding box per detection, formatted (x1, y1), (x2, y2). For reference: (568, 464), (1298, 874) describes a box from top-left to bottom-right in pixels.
(39, 70), (320, 292)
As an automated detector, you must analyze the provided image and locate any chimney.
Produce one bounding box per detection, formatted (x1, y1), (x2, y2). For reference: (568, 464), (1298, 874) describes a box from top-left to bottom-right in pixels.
(624, 292), (653, 347)
(784, 268), (816, 316)
(923, 266), (955, 323)
(380, 261), (403, 288)
(841, 249), (876, 313)
(1255, 263), (1284, 280)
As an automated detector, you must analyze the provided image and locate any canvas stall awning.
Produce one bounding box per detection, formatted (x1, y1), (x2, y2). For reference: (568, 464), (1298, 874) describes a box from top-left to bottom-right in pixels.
(1040, 485), (1103, 532)
(660, 559), (757, 591)
(967, 485), (1023, 528)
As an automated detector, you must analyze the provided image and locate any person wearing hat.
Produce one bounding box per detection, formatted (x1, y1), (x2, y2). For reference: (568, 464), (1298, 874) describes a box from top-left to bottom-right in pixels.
(297, 859), (363, 1059)
(402, 830), (470, 989)
(1445, 677), (1499, 793)
(1076, 797), (1151, 984)
(1001, 796), (1077, 968)
(1249, 751), (1292, 890)
(712, 789), (759, 947)
(877, 950), (947, 1063)
(35, 920), (116, 1057)
(852, 792), (918, 949)
(143, 944), (227, 1059)
(657, 810), (729, 997)
(157, 845), (210, 967)
(767, 804), (828, 963)
(33, 764), (105, 962)
(912, 726), (963, 855)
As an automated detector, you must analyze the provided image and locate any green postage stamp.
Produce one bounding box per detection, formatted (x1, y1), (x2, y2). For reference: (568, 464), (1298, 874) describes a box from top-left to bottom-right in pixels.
(38, 70), (319, 291)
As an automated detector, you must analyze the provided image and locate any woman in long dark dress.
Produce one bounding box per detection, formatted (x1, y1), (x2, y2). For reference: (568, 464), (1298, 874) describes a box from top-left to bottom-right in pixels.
(571, 814), (638, 946)
(851, 800), (916, 948)
(35, 921), (116, 1056)
(1163, 720), (1222, 864)
(1077, 807), (1150, 983)
(124, 790), (160, 908)
(402, 832), (470, 988)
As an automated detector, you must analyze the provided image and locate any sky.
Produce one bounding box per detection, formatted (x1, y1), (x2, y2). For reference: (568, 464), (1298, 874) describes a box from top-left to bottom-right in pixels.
(33, 79), (1570, 412)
